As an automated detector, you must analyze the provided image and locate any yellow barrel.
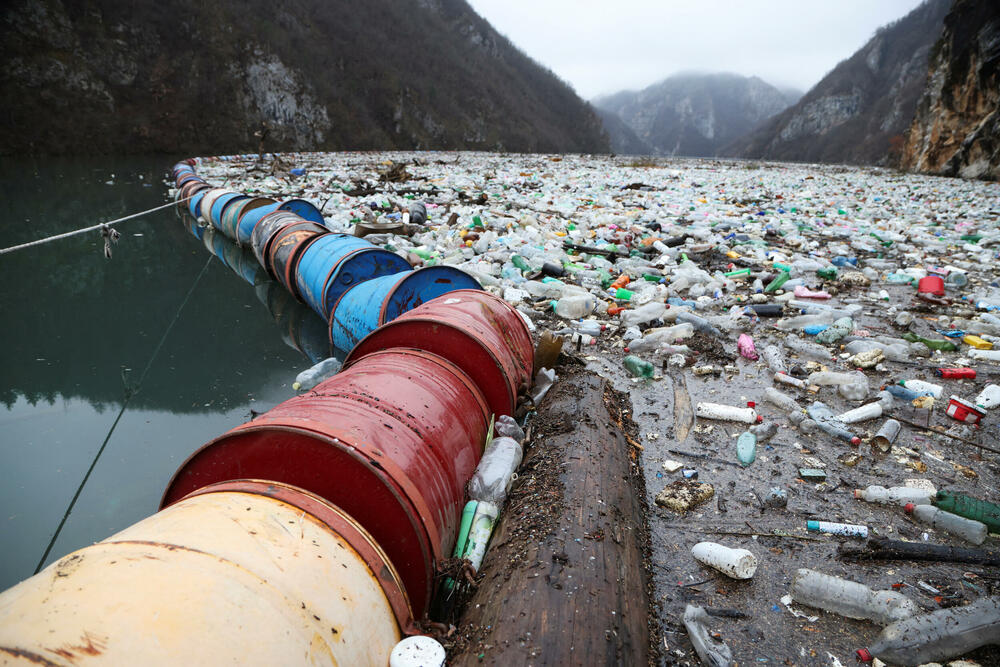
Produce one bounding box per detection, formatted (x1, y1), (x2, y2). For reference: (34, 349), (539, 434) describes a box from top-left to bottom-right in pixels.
(0, 480), (405, 666)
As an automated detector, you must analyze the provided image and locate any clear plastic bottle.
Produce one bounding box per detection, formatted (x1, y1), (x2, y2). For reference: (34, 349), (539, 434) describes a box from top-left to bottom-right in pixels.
(626, 324), (695, 352)
(619, 302), (669, 327)
(806, 402), (861, 444)
(765, 386), (801, 414)
(676, 310), (721, 336)
(808, 371), (868, 400)
(905, 503), (987, 545)
(853, 485), (932, 506)
(791, 568), (918, 625)
(683, 605), (734, 667)
(467, 437), (523, 505)
(775, 312), (836, 331)
(762, 344), (787, 373)
(815, 317), (853, 344)
(623, 355), (655, 379)
(552, 293), (597, 319)
(784, 335), (834, 362)
(570, 319), (605, 336)
(292, 357), (343, 391)
(494, 415), (525, 442)
(858, 596), (1000, 665)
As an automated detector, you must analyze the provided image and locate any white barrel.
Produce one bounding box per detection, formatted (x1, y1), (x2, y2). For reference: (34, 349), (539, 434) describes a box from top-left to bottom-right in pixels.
(695, 402), (759, 423)
(690, 542), (758, 579)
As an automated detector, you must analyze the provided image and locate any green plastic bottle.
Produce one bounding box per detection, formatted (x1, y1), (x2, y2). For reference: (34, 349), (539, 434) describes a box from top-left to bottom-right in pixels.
(764, 271), (791, 293)
(902, 332), (958, 352)
(816, 267), (838, 280)
(624, 355), (655, 379)
(510, 255), (530, 273)
(613, 287), (634, 301)
(932, 491), (1000, 533)
(736, 431), (757, 467)
(724, 268), (751, 278)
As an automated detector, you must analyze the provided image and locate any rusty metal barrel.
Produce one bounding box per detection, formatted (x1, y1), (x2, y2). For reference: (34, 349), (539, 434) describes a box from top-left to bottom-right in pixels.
(327, 267), (482, 352)
(250, 211), (304, 274)
(346, 289), (534, 418)
(267, 221), (329, 298)
(0, 480), (406, 665)
(162, 348), (490, 618)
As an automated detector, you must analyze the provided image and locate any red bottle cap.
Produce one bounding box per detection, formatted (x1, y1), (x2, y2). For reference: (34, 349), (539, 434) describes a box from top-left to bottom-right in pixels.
(856, 648), (872, 662)
(850, 436), (861, 445)
(904, 503), (915, 514)
(756, 415), (764, 423)
(747, 401), (756, 408)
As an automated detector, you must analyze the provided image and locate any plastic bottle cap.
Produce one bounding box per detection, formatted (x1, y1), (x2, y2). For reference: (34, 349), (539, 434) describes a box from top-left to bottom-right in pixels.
(755, 415), (764, 423)
(850, 437), (861, 445)
(746, 401), (756, 408)
(806, 520), (819, 531)
(904, 502), (915, 513)
(856, 648), (873, 662)
(853, 489), (862, 499)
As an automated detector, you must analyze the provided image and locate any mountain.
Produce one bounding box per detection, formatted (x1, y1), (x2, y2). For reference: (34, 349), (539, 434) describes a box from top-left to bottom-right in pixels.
(593, 108), (652, 156)
(902, 0), (1000, 180)
(0, 0), (609, 156)
(593, 73), (796, 157)
(722, 0), (952, 166)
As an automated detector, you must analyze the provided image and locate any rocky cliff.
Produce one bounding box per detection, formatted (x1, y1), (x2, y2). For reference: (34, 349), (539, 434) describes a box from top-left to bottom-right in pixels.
(0, 0), (609, 156)
(901, 0), (1000, 179)
(594, 73), (795, 157)
(723, 0), (952, 166)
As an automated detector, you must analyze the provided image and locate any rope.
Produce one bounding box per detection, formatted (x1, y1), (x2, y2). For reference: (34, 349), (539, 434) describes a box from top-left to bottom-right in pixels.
(33, 255), (214, 574)
(0, 195), (195, 256)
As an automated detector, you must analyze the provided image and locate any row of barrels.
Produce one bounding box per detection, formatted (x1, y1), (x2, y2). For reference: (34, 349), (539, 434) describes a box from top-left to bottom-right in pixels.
(0, 157), (536, 666)
(173, 160), (480, 352)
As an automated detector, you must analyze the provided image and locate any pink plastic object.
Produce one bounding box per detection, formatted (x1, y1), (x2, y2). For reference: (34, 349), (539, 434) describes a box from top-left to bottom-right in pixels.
(737, 333), (759, 360)
(793, 285), (831, 299)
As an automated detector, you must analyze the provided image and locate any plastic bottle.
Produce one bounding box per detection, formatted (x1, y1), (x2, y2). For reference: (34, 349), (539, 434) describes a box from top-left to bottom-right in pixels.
(389, 635), (446, 667)
(854, 486), (933, 506)
(976, 384), (1000, 409)
(774, 372), (807, 390)
(462, 501), (499, 572)
(775, 312), (836, 331)
(627, 324), (695, 352)
(696, 402), (760, 423)
(468, 437), (523, 505)
(570, 319), (604, 336)
(683, 605), (734, 667)
(858, 596), (1000, 665)
(806, 520), (868, 538)
(808, 371), (868, 400)
(836, 402), (883, 424)
(494, 414), (525, 442)
(903, 332), (958, 352)
(932, 490), (1000, 533)
(899, 379), (943, 399)
(969, 348), (1000, 361)
(806, 402), (861, 445)
(762, 345), (787, 373)
(765, 387), (801, 414)
(736, 431), (756, 466)
(791, 568), (918, 625)
(619, 302), (669, 327)
(623, 355), (655, 379)
(691, 542), (758, 579)
(750, 421), (778, 442)
(675, 310), (721, 336)
(815, 317), (853, 344)
(764, 271), (790, 293)
(292, 357), (343, 391)
(905, 503), (987, 545)
(784, 335), (834, 362)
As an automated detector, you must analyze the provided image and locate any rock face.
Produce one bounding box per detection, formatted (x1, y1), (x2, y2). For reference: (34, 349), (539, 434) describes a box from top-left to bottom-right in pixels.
(594, 73), (796, 157)
(0, 0), (608, 156)
(902, 0), (1000, 180)
(723, 0), (952, 166)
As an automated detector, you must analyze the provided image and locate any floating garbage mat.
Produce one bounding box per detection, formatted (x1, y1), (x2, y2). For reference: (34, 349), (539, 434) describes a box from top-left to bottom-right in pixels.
(167, 151), (1000, 665)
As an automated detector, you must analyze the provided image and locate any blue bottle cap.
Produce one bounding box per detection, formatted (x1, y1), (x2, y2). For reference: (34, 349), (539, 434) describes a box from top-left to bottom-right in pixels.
(806, 520), (819, 531)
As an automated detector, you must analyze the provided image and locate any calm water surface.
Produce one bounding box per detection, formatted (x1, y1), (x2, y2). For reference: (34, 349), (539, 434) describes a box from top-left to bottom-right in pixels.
(0, 156), (331, 590)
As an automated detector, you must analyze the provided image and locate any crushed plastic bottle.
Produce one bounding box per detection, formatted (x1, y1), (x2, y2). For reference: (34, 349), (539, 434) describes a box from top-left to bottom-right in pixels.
(468, 436), (523, 505)
(904, 503), (987, 545)
(494, 414), (525, 442)
(683, 605), (734, 667)
(791, 568), (918, 625)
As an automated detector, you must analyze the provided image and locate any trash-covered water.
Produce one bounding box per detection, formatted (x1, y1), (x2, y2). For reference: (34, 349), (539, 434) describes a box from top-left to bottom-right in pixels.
(5, 151), (1000, 664)
(0, 156), (327, 589)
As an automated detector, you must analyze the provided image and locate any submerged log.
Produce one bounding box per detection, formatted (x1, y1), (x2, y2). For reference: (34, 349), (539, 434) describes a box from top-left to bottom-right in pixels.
(449, 359), (653, 665)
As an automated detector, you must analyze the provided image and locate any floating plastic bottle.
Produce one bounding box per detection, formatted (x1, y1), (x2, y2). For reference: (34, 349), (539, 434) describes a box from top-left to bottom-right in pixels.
(808, 370), (868, 400)
(683, 605), (734, 667)
(806, 402), (862, 444)
(570, 319), (605, 336)
(784, 335), (834, 361)
(675, 310), (721, 336)
(854, 486), (933, 507)
(791, 568), (918, 625)
(976, 384), (1000, 409)
(765, 386), (801, 414)
(292, 357), (343, 391)
(619, 301), (669, 327)
(691, 542), (758, 579)
(903, 332), (958, 352)
(904, 503), (987, 545)
(494, 414), (525, 442)
(627, 324), (694, 352)
(969, 348), (1000, 361)
(462, 501), (499, 572)
(836, 402), (882, 424)
(623, 355), (655, 379)
(898, 379), (943, 398)
(762, 344), (787, 373)
(932, 490), (1000, 533)
(764, 271), (790, 293)
(468, 437), (523, 505)
(750, 421), (778, 442)
(774, 372), (807, 390)
(815, 317), (853, 344)
(806, 520), (868, 538)
(696, 402), (760, 423)
(858, 596), (1000, 665)
(552, 293), (597, 319)
(736, 431), (756, 466)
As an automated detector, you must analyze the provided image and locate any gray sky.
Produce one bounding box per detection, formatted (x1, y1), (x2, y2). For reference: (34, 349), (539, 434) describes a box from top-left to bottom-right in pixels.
(466, 0), (927, 99)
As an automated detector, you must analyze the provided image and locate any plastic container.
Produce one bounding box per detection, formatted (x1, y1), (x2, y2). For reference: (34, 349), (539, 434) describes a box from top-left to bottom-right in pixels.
(467, 437), (523, 505)
(858, 596), (1000, 665)
(969, 348), (1000, 361)
(854, 486), (933, 506)
(933, 490), (1000, 533)
(905, 503), (987, 545)
(292, 357), (343, 391)
(791, 568), (918, 625)
(623, 355), (655, 379)
(946, 396), (985, 424)
(976, 384), (1000, 409)
(806, 520), (868, 538)
(836, 402), (882, 424)
(690, 542), (758, 579)
(695, 402), (760, 423)
(736, 431), (757, 466)
(765, 386), (801, 414)
(552, 293), (597, 319)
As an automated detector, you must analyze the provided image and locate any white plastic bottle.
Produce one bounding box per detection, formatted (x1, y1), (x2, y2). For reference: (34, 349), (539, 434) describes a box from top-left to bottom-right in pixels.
(836, 402), (883, 423)
(762, 344), (787, 373)
(900, 379), (943, 398)
(292, 357), (343, 391)
(854, 485), (933, 506)
(969, 349), (1000, 361)
(976, 384), (1000, 409)
(462, 501), (499, 572)
(691, 542), (758, 579)
(467, 437), (523, 505)
(695, 402), (759, 423)
(791, 568), (918, 625)
(858, 596), (1000, 665)
(553, 294), (597, 319)
(905, 503), (987, 545)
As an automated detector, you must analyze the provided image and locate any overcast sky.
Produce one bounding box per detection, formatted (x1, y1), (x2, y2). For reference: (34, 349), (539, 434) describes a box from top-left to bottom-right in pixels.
(466, 0), (927, 99)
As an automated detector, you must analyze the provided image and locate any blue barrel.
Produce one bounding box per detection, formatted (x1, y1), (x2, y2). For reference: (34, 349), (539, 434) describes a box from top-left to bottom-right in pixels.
(236, 201), (280, 246)
(294, 234), (411, 320)
(328, 267), (482, 352)
(209, 193), (244, 229)
(279, 199), (325, 225)
(188, 190), (208, 219)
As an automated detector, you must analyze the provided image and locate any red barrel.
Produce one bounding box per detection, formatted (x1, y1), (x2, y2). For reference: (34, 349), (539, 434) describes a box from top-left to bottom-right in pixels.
(267, 221), (329, 299)
(345, 290), (534, 418)
(161, 348), (490, 618)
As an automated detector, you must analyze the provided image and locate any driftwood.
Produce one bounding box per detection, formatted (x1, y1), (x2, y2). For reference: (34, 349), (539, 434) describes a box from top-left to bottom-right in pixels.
(449, 364), (652, 665)
(838, 536), (1000, 566)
